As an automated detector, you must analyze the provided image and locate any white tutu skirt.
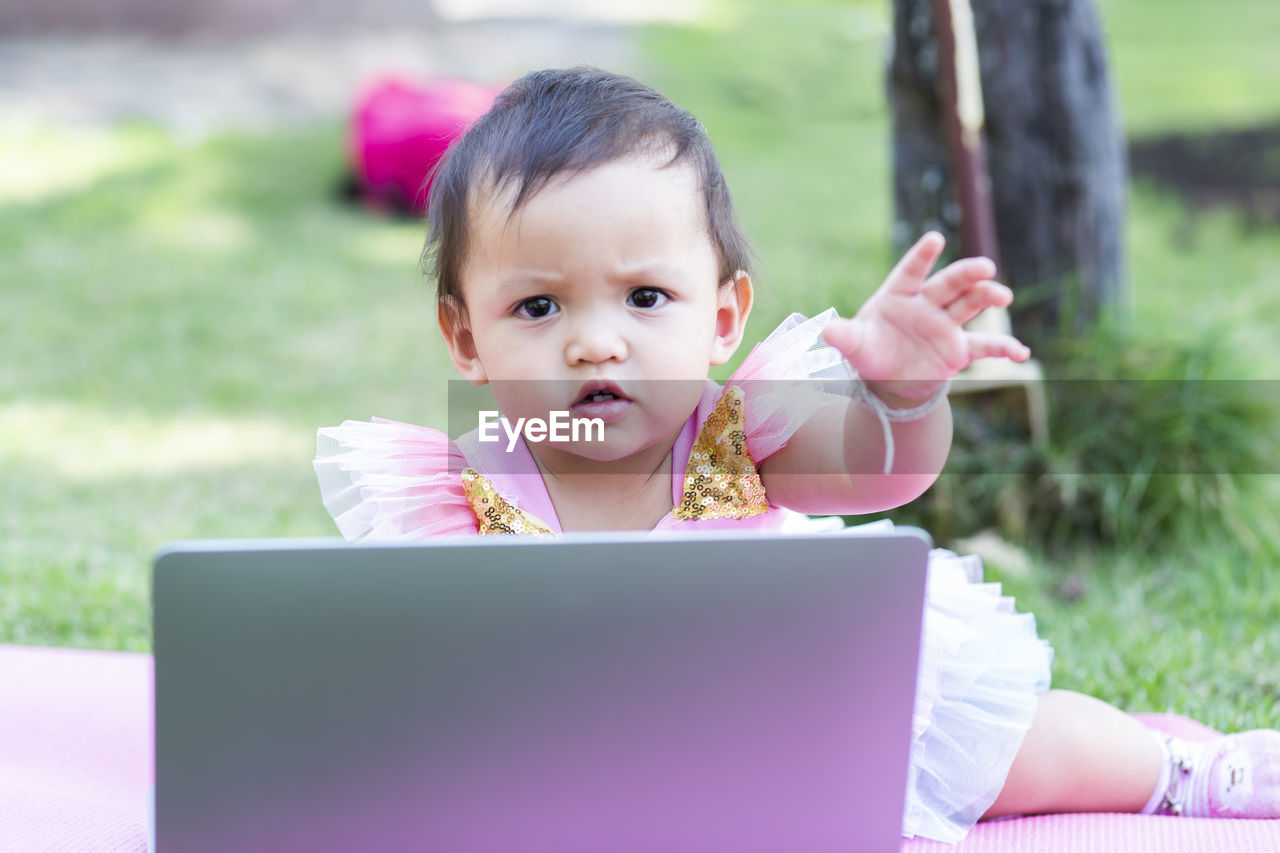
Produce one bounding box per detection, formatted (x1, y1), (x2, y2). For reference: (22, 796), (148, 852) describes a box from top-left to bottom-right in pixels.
(788, 516), (1054, 842)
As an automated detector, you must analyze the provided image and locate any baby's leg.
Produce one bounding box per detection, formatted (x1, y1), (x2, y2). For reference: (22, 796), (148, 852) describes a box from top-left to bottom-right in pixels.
(983, 689), (1162, 818)
(985, 689), (1280, 819)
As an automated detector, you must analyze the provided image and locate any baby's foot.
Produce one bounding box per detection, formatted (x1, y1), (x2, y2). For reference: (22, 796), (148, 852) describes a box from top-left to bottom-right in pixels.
(1154, 731), (1280, 819)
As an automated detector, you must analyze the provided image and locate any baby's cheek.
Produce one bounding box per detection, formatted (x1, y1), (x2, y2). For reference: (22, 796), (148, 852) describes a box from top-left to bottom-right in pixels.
(481, 340), (552, 381)
(651, 327), (719, 378)
(489, 381), (563, 421)
(645, 378), (707, 427)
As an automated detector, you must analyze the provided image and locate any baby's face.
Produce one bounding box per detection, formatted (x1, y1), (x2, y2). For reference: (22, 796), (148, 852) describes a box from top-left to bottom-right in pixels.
(443, 151), (750, 462)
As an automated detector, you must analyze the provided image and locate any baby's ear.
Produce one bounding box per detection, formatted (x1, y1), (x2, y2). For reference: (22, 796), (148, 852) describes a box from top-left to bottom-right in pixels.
(438, 298), (489, 385)
(710, 271), (754, 366)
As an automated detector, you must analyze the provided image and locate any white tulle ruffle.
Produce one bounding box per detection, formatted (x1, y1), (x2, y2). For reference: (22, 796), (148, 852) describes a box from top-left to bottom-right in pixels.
(906, 546), (1052, 841)
(829, 520), (1053, 841)
(314, 417), (478, 540)
(729, 309), (857, 462)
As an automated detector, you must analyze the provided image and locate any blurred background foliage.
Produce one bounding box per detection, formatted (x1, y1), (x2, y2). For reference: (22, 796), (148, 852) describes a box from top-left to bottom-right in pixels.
(2, 0), (1278, 727)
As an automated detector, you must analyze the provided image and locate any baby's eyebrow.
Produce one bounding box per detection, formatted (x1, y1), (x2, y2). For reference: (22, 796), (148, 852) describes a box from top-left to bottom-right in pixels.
(610, 261), (682, 283)
(495, 270), (565, 294)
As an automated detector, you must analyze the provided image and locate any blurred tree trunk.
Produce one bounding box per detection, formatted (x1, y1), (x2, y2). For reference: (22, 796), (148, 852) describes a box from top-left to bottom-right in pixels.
(890, 0), (1127, 352)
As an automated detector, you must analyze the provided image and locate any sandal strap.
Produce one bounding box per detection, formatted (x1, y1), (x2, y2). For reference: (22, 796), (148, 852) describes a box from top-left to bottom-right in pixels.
(1155, 735), (1194, 816)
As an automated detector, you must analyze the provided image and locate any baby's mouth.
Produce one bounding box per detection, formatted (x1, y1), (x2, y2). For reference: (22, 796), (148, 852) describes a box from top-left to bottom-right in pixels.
(569, 382), (633, 422)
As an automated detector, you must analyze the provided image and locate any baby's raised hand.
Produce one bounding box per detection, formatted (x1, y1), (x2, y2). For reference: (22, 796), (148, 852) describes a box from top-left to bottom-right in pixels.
(821, 232), (1030, 404)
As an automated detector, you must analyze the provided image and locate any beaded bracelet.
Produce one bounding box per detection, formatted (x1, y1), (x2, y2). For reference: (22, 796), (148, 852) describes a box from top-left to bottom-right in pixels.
(850, 378), (952, 475)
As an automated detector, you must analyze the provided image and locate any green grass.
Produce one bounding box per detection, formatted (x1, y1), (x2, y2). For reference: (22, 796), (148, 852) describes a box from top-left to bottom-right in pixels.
(995, 529), (1280, 732)
(3, 1), (1279, 729)
(0, 122), (454, 650)
(1099, 0), (1280, 135)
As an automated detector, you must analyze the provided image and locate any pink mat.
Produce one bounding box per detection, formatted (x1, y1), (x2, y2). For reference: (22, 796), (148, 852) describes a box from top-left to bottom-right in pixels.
(0, 645), (151, 852)
(1, 643), (1277, 851)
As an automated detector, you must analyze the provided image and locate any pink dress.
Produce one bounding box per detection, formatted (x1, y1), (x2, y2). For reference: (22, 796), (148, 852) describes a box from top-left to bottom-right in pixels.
(314, 310), (1053, 843)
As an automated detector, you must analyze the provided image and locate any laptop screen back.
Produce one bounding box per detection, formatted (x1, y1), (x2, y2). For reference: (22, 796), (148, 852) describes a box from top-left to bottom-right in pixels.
(153, 530), (928, 852)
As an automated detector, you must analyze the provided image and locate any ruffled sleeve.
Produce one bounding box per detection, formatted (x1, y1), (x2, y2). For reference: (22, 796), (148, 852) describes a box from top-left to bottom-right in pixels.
(314, 417), (478, 541)
(728, 308), (856, 463)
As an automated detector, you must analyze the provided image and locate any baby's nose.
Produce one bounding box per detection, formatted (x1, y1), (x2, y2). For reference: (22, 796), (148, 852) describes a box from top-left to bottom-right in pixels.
(564, 317), (627, 365)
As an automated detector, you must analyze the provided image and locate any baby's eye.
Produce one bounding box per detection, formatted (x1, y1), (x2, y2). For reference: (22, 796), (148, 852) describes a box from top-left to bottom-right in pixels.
(627, 288), (670, 310)
(514, 296), (559, 319)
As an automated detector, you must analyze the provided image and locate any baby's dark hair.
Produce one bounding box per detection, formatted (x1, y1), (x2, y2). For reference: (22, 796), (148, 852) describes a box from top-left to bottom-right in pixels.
(423, 67), (755, 312)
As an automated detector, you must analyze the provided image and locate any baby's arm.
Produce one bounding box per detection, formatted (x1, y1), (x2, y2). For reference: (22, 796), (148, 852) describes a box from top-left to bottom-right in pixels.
(759, 232), (1028, 514)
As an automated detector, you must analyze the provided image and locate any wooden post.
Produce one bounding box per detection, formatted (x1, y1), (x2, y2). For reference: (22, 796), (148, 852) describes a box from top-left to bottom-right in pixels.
(928, 0), (1048, 446)
(930, 0), (1000, 270)
(891, 0), (1126, 353)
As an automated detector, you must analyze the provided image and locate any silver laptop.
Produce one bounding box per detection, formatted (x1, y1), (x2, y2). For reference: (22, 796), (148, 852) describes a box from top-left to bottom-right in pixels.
(152, 528), (930, 852)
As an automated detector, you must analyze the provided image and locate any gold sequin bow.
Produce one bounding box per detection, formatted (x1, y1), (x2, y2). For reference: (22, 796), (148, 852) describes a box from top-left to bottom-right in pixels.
(672, 384), (767, 521)
(460, 468), (555, 535)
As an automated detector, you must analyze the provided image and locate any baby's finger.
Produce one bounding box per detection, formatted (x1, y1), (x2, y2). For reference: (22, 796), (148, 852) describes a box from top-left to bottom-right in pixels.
(921, 256), (998, 307)
(821, 316), (866, 361)
(966, 331), (1031, 364)
(884, 231), (946, 296)
(945, 280), (1013, 326)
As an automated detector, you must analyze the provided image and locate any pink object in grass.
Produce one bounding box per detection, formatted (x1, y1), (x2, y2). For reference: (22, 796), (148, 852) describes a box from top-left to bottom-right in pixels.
(349, 76), (499, 214)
